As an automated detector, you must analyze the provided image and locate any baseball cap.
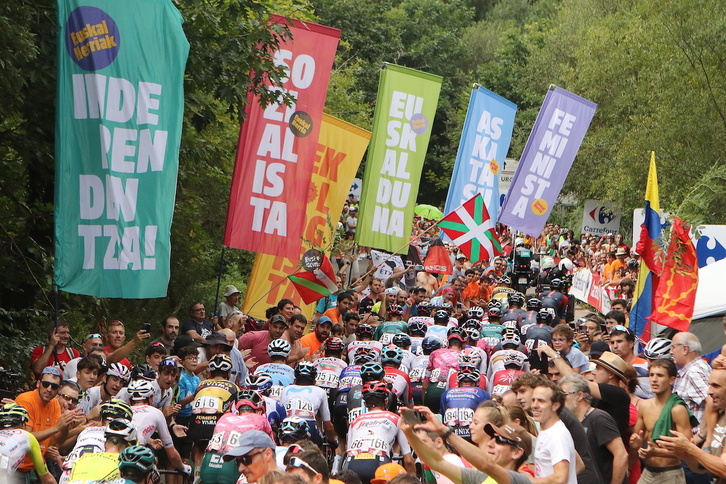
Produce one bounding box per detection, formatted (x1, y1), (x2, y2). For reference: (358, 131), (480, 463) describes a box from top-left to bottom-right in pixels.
(589, 341), (609, 358)
(456, 253), (467, 259)
(316, 316), (333, 326)
(202, 332), (233, 350)
(270, 314), (288, 326)
(224, 285), (241, 297)
(370, 463), (406, 484)
(484, 423), (532, 458)
(384, 288), (399, 295)
(41, 366), (62, 378)
(223, 430), (275, 460)
(171, 335), (201, 356)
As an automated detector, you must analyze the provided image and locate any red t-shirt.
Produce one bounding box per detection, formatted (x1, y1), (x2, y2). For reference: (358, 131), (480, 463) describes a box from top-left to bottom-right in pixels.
(238, 331), (273, 372)
(30, 346), (80, 375)
(103, 346), (131, 369)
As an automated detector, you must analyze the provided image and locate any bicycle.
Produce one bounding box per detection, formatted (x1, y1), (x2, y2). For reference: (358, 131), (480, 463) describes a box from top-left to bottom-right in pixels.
(158, 469), (193, 484)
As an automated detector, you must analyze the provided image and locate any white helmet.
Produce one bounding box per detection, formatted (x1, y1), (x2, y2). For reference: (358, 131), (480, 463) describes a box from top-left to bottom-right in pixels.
(643, 338), (673, 360)
(127, 379), (154, 401)
(107, 363), (131, 383)
(268, 339), (292, 359)
(502, 350), (527, 368)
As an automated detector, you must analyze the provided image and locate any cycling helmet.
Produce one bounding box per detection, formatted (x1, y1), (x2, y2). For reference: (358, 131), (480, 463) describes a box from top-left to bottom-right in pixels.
(127, 379), (154, 400)
(417, 303), (432, 317)
(541, 256), (555, 270)
(105, 418), (138, 444)
(487, 300), (502, 310)
(100, 399), (133, 421)
(457, 367), (481, 384)
(502, 350), (527, 368)
(508, 293), (525, 307)
(208, 354), (233, 373)
(468, 306), (484, 320)
(325, 338), (344, 352)
(245, 373), (274, 392)
(118, 445), (156, 475)
(498, 276), (512, 286)
(268, 338), (292, 359)
(458, 348), (482, 368)
(236, 390), (265, 412)
(643, 338), (673, 360)
(447, 327), (467, 343)
(441, 302), (453, 313)
(352, 346), (378, 364)
(381, 346), (404, 365)
(356, 324), (374, 338)
(279, 416), (312, 443)
(501, 320), (519, 331)
(421, 336), (443, 353)
(360, 362), (385, 382)
(409, 320), (429, 336)
(107, 363), (131, 382)
(536, 308), (555, 325)
(392, 333), (411, 348)
(361, 381), (390, 400)
(387, 304), (403, 316)
(158, 357), (180, 371)
(0, 403), (29, 428)
(488, 307), (502, 318)
(550, 278), (563, 290)
(294, 362), (317, 383)
(501, 332), (521, 348)
(130, 364), (156, 381)
(462, 319), (482, 331)
(526, 297), (542, 311)
(433, 309), (450, 323)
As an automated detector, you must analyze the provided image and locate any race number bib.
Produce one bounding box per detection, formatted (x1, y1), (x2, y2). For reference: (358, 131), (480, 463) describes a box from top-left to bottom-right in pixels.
(443, 407), (474, 427)
(192, 396), (221, 414)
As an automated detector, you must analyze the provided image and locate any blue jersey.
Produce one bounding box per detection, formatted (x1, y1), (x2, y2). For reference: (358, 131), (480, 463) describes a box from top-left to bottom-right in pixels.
(256, 362), (295, 387)
(263, 395), (287, 431)
(337, 365), (362, 392)
(440, 387), (490, 439)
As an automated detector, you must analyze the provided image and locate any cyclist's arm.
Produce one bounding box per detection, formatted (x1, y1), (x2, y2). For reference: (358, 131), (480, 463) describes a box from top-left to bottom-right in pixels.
(27, 433), (51, 478)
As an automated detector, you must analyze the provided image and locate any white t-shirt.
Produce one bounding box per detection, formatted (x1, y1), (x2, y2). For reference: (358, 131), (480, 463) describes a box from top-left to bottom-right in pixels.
(534, 419), (577, 484)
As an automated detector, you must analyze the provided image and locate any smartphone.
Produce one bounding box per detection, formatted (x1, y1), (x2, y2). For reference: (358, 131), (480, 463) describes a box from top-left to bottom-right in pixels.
(141, 322), (152, 334)
(402, 409), (423, 425)
(414, 264), (424, 271)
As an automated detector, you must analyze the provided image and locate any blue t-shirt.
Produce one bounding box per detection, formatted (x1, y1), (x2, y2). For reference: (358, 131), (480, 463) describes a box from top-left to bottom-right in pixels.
(315, 294), (338, 314)
(178, 369), (201, 417)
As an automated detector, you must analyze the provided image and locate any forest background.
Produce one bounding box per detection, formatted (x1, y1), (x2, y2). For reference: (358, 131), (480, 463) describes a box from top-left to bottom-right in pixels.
(1, 0), (725, 374)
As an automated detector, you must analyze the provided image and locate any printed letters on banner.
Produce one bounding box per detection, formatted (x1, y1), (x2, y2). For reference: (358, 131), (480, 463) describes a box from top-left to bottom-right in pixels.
(498, 86), (597, 236)
(242, 115), (370, 318)
(444, 85), (517, 217)
(224, 17), (340, 257)
(54, 0), (189, 298)
(356, 64), (443, 253)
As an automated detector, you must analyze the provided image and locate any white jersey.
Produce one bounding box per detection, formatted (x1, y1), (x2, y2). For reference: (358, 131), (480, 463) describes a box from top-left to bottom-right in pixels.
(279, 385), (331, 422)
(408, 355), (430, 383)
(63, 426), (105, 470)
(78, 386), (103, 413)
(425, 325), (451, 347)
(0, 428), (42, 475)
(116, 383), (172, 409)
(313, 357), (347, 389)
(400, 350), (415, 373)
(130, 404), (174, 447)
(346, 410), (410, 458)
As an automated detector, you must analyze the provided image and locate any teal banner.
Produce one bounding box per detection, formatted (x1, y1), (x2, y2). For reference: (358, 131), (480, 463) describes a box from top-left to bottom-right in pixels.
(54, 0), (189, 298)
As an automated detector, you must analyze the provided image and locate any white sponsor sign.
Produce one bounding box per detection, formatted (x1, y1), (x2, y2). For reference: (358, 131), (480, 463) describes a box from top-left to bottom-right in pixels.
(580, 199), (621, 236)
(371, 249), (404, 281)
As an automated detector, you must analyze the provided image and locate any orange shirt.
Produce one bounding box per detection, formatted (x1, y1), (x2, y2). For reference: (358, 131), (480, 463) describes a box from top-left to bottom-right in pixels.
(299, 332), (324, 356)
(322, 307), (343, 324)
(16, 389), (61, 471)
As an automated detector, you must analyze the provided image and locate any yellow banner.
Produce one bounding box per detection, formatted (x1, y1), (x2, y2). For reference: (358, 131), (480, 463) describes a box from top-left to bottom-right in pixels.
(243, 114), (371, 319)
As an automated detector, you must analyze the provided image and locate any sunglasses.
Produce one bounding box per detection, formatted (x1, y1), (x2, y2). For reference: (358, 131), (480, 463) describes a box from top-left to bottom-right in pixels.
(85, 333), (103, 341)
(237, 450), (264, 466)
(493, 434), (520, 448)
(610, 325), (632, 335)
(288, 456), (320, 476)
(40, 381), (61, 390)
(58, 393), (80, 405)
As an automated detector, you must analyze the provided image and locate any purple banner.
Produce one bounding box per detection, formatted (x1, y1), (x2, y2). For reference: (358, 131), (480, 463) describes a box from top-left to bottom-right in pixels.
(498, 86), (597, 236)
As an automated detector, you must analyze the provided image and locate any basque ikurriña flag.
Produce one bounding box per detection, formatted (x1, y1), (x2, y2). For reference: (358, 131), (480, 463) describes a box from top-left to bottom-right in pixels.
(288, 255), (338, 304)
(630, 152), (663, 340)
(438, 194), (503, 264)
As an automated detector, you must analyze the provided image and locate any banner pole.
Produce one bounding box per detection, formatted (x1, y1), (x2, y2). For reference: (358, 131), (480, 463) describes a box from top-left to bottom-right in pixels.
(53, 284), (59, 329)
(213, 247), (226, 317)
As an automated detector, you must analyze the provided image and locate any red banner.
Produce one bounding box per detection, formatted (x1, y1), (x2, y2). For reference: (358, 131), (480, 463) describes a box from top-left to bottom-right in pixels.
(224, 16), (340, 257)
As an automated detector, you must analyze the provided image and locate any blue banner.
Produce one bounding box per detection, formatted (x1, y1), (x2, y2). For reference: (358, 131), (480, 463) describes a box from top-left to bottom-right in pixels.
(444, 85), (517, 217)
(498, 86), (597, 236)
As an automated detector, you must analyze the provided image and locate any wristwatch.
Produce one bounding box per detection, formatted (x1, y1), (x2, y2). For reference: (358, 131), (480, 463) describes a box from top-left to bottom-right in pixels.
(441, 427), (454, 440)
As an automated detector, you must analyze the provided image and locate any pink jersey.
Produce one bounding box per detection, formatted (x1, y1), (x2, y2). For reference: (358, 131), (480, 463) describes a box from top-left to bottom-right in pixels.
(425, 348), (460, 384)
(205, 413), (273, 455)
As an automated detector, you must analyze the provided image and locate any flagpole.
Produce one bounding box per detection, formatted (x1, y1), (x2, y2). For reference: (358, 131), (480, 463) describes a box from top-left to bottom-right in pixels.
(212, 246), (226, 318)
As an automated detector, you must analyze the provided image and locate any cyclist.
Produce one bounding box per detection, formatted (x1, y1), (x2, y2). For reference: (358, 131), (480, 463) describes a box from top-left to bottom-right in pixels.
(410, 336), (442, 405)
(487, 349), (527, 396)
(276, 416), (313, 467)
(373, 305), (409, 345)
(332, 347), (378, 447)
(117, 445), (161, 484)
(79, 362), (130, 412)
(500, 293), (527, 329)
(391, 333), (415, 372)
(313, 337), (348, 400)
(539, 278), (568, 324)
(201, 390), (273, 484)
(479, 305), (505, 354)
(256, 339), (296, 394)
(423, 327), (467, 413)
(60, 399), (133, 482)
(244, 373), (287, 434)
(343, 382), (414, 484)
(0, 403), (54, 484)
(347, 362), (389, 425)
(643, 337), (673, 362)
(346, 324), (383, 361)
(440, 367), (490, 441)
(467, 306), (485, 322)
(425, 309), (454, 344)
(115, 364), (157, 403)
(407, 319), (429, 356)
(280, 362), (337, 446)
(381, 346), (413, 408)
(446, 348), (488, 390)
(521, 308), (554, 349)
(188, 354), (238, 476)
(66, 418), (136, 482)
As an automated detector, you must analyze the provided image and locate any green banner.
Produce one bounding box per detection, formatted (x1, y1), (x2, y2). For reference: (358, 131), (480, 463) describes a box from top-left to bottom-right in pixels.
(54, 0), (189, 298)
(356, 64), (442, 253)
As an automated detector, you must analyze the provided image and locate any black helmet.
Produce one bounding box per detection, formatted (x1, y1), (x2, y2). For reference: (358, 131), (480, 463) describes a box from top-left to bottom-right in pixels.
(536, 308), (555, 325)
(447, 327), (467, 343)
(356, 324), (374, 338)
(392, 333), (411, 348)
(421, 336), (443, 353)
(508, 293), (525, 307)
(433, 309), (449, 324)
(409, 320), (428, 336)
(526, 297), (542, 311)
(550, 278), (563, 290)
(130, 364), (157, 381)
(294, 362), (317, 383)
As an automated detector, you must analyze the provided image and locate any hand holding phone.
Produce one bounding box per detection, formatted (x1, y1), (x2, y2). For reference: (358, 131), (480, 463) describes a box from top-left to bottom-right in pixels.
(141, 322), (152, 334)
(402, 409), (423, 425)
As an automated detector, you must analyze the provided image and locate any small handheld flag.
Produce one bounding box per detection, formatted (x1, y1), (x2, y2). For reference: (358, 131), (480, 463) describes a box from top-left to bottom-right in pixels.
(288, 251), (338, 304)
